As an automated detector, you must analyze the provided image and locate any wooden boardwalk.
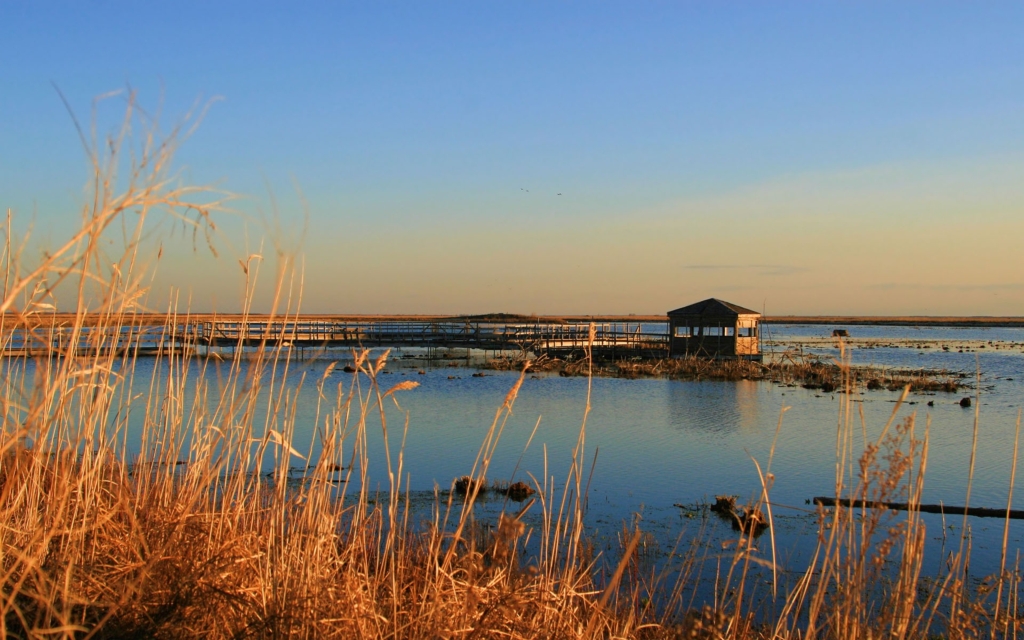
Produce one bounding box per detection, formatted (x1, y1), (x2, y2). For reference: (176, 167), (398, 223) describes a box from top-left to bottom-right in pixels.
(193, 318), (668, 357)
(9, 311), (1018, 358)
(2, 317), (670, 358)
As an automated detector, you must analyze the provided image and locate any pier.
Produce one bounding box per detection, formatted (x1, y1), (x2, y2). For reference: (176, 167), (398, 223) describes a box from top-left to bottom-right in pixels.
(194, 318), (667, 356)
(1, 315), (671, 359)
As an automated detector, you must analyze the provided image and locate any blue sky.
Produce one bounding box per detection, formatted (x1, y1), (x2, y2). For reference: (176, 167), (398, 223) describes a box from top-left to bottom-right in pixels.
(3, 2), (1024, 314)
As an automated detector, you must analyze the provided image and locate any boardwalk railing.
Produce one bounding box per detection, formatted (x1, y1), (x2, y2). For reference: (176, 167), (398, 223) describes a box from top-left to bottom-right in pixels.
(193, 319), (669, 355)
(1, 323), (200, 356)
(1, 318), (670, 357)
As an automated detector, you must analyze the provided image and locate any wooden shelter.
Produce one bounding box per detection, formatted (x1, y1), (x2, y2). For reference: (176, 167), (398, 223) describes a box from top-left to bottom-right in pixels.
(667, 298), (761, 359)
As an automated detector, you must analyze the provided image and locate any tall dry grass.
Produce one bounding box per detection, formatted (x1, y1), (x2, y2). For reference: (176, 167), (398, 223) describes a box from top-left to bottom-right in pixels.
(0, 95), (1020, 638)
(0, 94), (632, 638)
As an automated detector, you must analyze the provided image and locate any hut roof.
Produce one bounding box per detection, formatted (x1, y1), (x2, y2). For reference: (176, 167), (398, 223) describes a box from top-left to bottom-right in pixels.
(667, 298), (760, 317)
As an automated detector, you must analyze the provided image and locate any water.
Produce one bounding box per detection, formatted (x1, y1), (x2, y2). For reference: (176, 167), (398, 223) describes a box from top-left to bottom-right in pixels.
(212, 324), (1022, 580)
(14, 324), (1024, 587)
(286, 325), (1024, 508)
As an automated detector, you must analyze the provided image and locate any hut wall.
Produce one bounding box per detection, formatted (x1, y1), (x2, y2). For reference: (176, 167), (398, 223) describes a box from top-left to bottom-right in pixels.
(668, 314), (760, 358)
(735, 316), (760, 356)
(734, 337), (759, 356)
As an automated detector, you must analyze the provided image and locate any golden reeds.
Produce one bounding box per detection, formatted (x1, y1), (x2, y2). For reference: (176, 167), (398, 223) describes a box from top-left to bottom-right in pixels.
(0, 95), (1018, 638)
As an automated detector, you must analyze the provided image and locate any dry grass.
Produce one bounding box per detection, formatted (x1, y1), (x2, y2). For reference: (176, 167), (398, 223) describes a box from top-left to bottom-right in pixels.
(0, 95), (1018, 638)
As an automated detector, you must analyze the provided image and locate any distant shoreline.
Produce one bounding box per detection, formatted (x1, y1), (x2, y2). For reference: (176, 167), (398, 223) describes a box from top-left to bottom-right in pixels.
(9, 313), (1024, 329)
(760, 316), (1024, 328)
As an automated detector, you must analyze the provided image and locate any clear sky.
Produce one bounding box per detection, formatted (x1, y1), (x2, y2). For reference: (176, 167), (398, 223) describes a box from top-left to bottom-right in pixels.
(3, 2), (1024, 316)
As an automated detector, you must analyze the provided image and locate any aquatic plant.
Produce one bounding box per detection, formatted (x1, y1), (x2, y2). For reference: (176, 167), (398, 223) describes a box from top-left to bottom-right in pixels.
(486, 350), (964, 394)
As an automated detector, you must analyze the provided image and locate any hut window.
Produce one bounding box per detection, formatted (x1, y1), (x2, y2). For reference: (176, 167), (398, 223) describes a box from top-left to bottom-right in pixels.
(739, 326), (757, 337)
(674, 326), (691, 337)
(724, 327), (734, 337)
(704, 326), (723, 337)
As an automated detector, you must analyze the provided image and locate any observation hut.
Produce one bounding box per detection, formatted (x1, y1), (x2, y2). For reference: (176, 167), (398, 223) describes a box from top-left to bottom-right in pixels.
(667, 298), (761, 360)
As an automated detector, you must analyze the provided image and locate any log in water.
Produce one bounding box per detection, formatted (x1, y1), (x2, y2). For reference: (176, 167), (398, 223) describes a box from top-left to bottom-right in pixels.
(812, 496), (1024, 520)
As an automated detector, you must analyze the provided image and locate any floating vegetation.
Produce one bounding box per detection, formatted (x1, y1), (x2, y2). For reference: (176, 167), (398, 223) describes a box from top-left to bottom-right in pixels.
(710, 495), (738, 516)
(492, 480), (536, 501)
(733, 506), (769, 537)
(451, 478), (536, 501)
(702, 495), (770, 537)
(453, 475), (486, 496)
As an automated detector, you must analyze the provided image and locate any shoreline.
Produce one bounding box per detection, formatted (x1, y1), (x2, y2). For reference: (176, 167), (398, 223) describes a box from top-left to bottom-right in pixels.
(8, 312), (1024, 329)
(761, 315), (1024, 327)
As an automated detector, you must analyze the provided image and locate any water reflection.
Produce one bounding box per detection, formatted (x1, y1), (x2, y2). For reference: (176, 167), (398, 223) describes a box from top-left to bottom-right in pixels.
(668, 379), (760, 435)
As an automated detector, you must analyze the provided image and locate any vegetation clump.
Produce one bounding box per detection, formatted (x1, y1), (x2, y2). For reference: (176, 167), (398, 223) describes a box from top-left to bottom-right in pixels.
(733, 506), (769, 537)
(485, 353), (964, 394)
(453, 474), (486, 496)
(494, 480), (536, 501)
(710, 494), (738, 516)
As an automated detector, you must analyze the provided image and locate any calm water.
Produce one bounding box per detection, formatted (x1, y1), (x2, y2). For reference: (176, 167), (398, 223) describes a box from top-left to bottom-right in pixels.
(220, 323), (1023, 579)
(21, 324), (1024, 586)
(276, 324), (1024, 507)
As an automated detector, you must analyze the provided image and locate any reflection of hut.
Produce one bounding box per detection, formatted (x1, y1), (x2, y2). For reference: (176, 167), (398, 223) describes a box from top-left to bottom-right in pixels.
(667, 298), (761, 360)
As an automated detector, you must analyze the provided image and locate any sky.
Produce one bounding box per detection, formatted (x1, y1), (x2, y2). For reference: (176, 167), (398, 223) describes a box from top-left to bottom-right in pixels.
(2, 2), (1024, 316)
